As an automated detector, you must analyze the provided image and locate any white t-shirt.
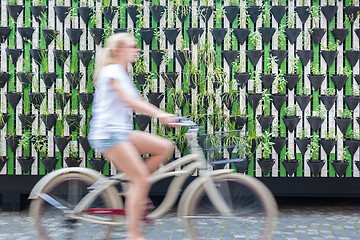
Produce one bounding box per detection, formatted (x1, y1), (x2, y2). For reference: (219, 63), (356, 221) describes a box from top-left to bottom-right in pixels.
(88, 64), (137, 140)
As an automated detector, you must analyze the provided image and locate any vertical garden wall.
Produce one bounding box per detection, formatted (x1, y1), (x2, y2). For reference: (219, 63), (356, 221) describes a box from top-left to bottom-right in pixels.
(1, 0), (360, 180)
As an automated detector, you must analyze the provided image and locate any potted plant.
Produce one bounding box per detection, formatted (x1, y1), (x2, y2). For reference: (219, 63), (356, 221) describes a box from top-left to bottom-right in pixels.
(295, 86), (311, 111)
(319, 128), (337, 155)
(295, 128), (311, 155)
(53, 117), (71, 153)
(320, 88), (337, 111)
(331, 147), (350, 177)
(233, 1), (250, 45)
(17, 132), (35, 173)
(224, 0), (240, 25)
(229, 108), (248, 129)
(257, 93), (273, 131)
(65, 54), (83, 89)
(234, 132), (251, 173)
(33, 134), (58, 173)
(307, 105), (326, 133)
(335, 109), (353, 135)
(30, 0), (47, 23)
(281, 149), (299, 177)
(261, 55), (277, 90)
(284, 11), (301, 45)
(271, 121), (287, 155)
(330, 67), (351, 91)
(283, 105), (300, 133)
(284, 55), (301, 90)
(222, 30), (239, 67)
(259, 2), (275, 45)
(308, 62), (325, 91)
(7, 0), (24, 21)
(163, 5), (179, 45)
(257, 131), (275, 176)
(89, 156), (107, 172)
(247, 30), (263, 66)
(89, 9), (105, 45)
(320, 41), (339, 68)
(321, 0), (337, 23)
(344, 85), (360, 111)
(54, 0), (71, 23)
(233, 52), (250, 88)
(65, 141), (82, 167)
(271, 71), (287, 111)
(247, 70), (263, 110)
(307, 134), (325, 177)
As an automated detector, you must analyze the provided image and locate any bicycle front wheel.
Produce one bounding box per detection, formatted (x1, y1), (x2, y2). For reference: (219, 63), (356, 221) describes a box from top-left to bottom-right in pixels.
(180, 173), (278, 240)
(29, 172), (123, 240)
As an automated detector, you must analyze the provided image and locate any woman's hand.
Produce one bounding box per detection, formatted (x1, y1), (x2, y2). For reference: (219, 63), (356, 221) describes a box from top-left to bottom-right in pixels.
(156, 113), (178, 126)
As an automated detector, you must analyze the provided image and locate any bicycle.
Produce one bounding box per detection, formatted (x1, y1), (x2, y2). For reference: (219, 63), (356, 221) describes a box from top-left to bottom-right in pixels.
(28, 118), (278, 239)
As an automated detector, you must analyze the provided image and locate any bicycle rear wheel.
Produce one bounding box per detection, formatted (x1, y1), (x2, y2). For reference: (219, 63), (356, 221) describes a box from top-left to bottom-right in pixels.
(180, 173), (278, 240)
(29, 172), (123, 240)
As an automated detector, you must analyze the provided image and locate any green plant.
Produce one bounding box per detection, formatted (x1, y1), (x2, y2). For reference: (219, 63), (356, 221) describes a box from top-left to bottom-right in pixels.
(33, 135), (49, 157)
(232, 52), (246, 73)
(133, 53), (148, 74)
(266, 55), (278, 73)
(274, 25), (286, 48)
(90, 9), (101, 27)
(199, 35), (215, 65)
(338, 67), (352, 76)
(302, 29), (311, 46)
(324, 128), (337, 140)
(312, 105), (327, 119)
(324, 88), (335, 96)
(32, 0), (43, 6)
(229, 0), (240, 5)
(136, 7), (146, 29)
(56, 0), (65, 6)
(345, 130), (360, 140)
(238, 1), (247, 28)
(252, 70), (262, 93)
(214, 5), (225, 25)
(261, 2), (271, 26)
(350, 87), (360, 96)
(311, 62), (324, 75)
(338, 109), (352, 119)
(284, 149), (295, 161)
(18, 132), (31, 156)
(260, 92), (272, 116)
(298, 128), (309, 139)
(249, 30), (262, 50)
(321, 40), (339, 51)
(287, 11), (296, 28)
(55, 34), (64, 50)
(197, 91), (213, 108)
(339, 147), (350, 162)
(68, 141), (79, 159)
(8, 0), (17, 4)
(298, 86), (310, 96)
(272, 121), (280, 138)
(260, 131), (274, 159)
(309, 6), (320, 28)
(164, 5), (176, 28)
(308, 134), (320, 161)
(237, 133), (252, 158)
(288, 55), (299, 75)
(223, 29), (233, 49)
(39, 50), (49, 73)
(284, 105), (297, 117)
(273, 71), (287, 94)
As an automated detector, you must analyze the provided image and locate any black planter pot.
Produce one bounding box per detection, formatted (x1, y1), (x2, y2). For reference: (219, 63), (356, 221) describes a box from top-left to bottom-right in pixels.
(0, 27), (12, 43)
(29, 92), (45, 110)
(173, 93), (190, 108)
(257, 115), (274, 131)
(164, 28), (180, 45)
(344, 139), (360, 157)
(18, 157), (35, 173)
(6, 48), (22, 65)
(0, 156), (8, 172)
(176, 5), (190, 22)
(246, 50), (263, 66)
(40, 72), (57, 89)
(233, 28), (250, 45)
(103, 6), (117, 23)
(284, 28), (301, 45)
(0, 72), (10, 88)
(319, 139), (336, 155)
(42, 29), (58, 47)
(77, 50), (94, 68)
(53, 50), (70, 66)
(147, 92), (164, 108)
(139, 28), (155, 45)
(331, 160), (349, 177)
(321, 6), (338, 23)
(271, 137), (287, 155)
(261, 74), (275, 90)
(330, 74), (348, 91)
(295, 6), (310, 23)
(270, 50), (287, 65)
(78, 136), (91, 153)
(233, 158), (250, 173)
(65, 72), (83, 89)
(89, 158), (107, 172)
(296, 50), (314, 66)
(189, 74), (199, 89)
(41, 114), (57, 131)
(295, 138), (311, 155)
(357, 117), (360, 126)
(344, 50), (360, 68)
(7, 5), (24, 21)
(247, 93), (262, 110)
(55, 92), (71, 110)
(150, 5), (165, 22)
(356, 29), (360, 40)
(335, 117), (352, 134)
(319, 95), (337, 111)
(199, 6), (214, 22)
(257, 158), (275, 176)
(229, 116), (247, 129)
(17, 27), (35, 43)
(66, 115), (82, 132)
(161, 72), (178, 89)
(54, 6), (71, 23)
(0, 113), (10, 129)
(247, 6), (261, 23)
(222, 50), (239, 66)
(150, 50), (164, 67)
(134, 115), (151, 131)
(331, 28), (349, 44)
(186, 28), (204, 44)
(224, 6), (239, 24)
(284, 74), (301, 91)
(17, 72), (33, 88)
(271, 6), (287, 23)
(6, 92), (21, 110)
(344, 6), (360, 23)
(6, 135), (21, 152)
(90, 28), (105, 45)
(355, 161), (360, 171)
(30, 6), (47, 23)
(65, 157), (82, 167)
(66, 28), (83, 45)
(344, 96), (360, 111)
(321, 50), (338, 68)
(134, 73), (150, 88)
(78, 7), (92, 25)
(78, 93), (94, 110)
(126, 5), (139, 23)
(283, 116), (300, 133)
(30, 49), (47, 65)
(19, 114), (36, 130)
(355, 75), (360, 85)
(221, 93), (238, 109)
(54, 136), (71, 153)
(175, 50), (191, 68)
(307, 160), (325, 177)
(281, 159), (300, 177)
(234, 72), (251, 88)
(308, 74), (325, 91)
(271, 94), (287, 111)
(259, 27), (276, 45)
(212, 28), (227, 45)
(41, 157), (59, 173)
(311, 28), (326, 45)
(307, 116), (324, 133)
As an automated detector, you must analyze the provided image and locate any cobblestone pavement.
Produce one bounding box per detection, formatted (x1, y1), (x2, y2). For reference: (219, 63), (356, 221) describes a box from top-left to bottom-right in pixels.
(1, 197), (360, 239)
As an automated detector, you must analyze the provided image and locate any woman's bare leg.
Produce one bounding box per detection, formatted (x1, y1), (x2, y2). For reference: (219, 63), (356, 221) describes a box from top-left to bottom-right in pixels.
(103, 142), (149, 240)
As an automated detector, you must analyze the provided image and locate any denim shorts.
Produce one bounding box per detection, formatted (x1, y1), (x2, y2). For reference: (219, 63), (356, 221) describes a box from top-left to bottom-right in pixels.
(89, 131), (131, 153)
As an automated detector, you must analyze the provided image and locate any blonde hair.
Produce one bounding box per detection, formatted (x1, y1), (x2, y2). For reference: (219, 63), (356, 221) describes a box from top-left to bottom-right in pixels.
(93, 33), (135, 83)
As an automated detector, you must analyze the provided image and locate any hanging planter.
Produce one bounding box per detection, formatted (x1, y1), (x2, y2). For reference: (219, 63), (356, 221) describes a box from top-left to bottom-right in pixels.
(284, 28), (301, 45)
(175, 50), (191, 68)
(335, 117), (352, 134)
(281, 159), (300, 177)
(234, 72), (251, 88)
(246, 50), (263, 66)
(78, 136), (91, 153)
(319, 95), (337, 111)
(284, 74), (301, 91)
(257, 115), (274, 131)
(54, 136), (71, 153)
(30, 49), (47, 65)
(147, 92), (164, 108)
(41, 157), (59, 173)
(134, 73), (151, 88)
(161, 72), (178, 89)
(134, 115), (151, 131)
(283, 116), (300, 133)
(6, 92), (21, 110)
(0, 27), (12, 43)
(0, 72), (10, 88)
(344, 50), (360, 68)
(320, 50), (338, 68)
(7, 5), (24, 21)
(54, 6), (71, 23)
(173, 92), (190, 108)
(331, 28), (349, 44)
(176, 5), (190, 22)
(271, 137), (287, 155)
(356, 29), (360, 40)
(233, 28), (250, 45)
(65, 157), (82, 167)
(18, 114), (36, 130)
(355, 75), (360, 85)
(40, 72), (57, 89)
(77, 50), (94, 68)
(307, 116), (324, 133)
(6, 48), (22, 65)
(271, 94), (287, 111)
(270, 6), (287, 23)
(212, 28), (227, 45)
(150, 5), (165, 23)
(295, 138), (310, 155)
(344, 6), (360, 24)
(229, 116), (247, 129)
(126, 5), (139, 23)
(311, 28), (326, 45)
(199, 6), (214, 23)
(89, 158), (107, 172)
(222, 50), (239, 66)
(30, 5), (47, 23)
(0, 113), (10, 129)
(18, 157), (35, 173)
(78, 93), (93, 110)
(41, 114), (57, 131)
(295, 6), (310, 23)
(17, 72), (33, 89)
(164, 28), (180, 45)
(307, 160), (325, 177)
(0, 157), (8, 172)
(247, 93), (262, 110)
(319, 139), (336, 155)
(330, 74), (348, 91)
(270, 50), (287, 65)
(78, 6), (92, 25)
(103, 6), (117, 23)
(139, 28), (155, 45)
(344, 139), (360, 157)
(150, 50), (164, 67)
(6, 135), (21, 152)
(65, 72), (83, 89)
(233, 158), (250, 173)
(189, 74), (200, 89)
(261, 74), (275, 90)
(54, 92), (71, 110)
(308, 74), (325, 91)
(53, 49), (70, 66)
(331, 160), (349, 177)
(344, 96), (360, 111)
(257, 158), (275, 176)
(66, 28), (83, 46)
(247, 6), (261, 23)
(321, 6), (338, 23)
(259, 27), (276, 45)
(17, 27), (35, 43)
(296, 50), (314, 66)
(224, 6), (239, 24)
(29, 92), (45, 110)
(90, 28), (105, 45)
(221, 93), (238, 110)
(186, 28), (204, 44)
(66, 114), (82, 132)
(42, 29), (58, 47)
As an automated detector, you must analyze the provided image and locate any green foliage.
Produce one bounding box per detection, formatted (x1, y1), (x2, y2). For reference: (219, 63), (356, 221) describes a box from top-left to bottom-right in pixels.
(260, 131), (274, 159)
(324, 88), (335, 96)
(232, 52), (246, 73)
(273, 71), (287, 94)
(324, 128), (337, 140)
(199, 35), (215, 65)
(308, 134), (320, 161)
(284, 105), (297, 117)
(133, 53), (148, 74)
(321, 41), (339, 51)
(298, 86), (310, 96)
(274, 25), (286, 48)
(261, 2), (272, 26)
(288, 56), (299, 75)
(345, 130), (360, 140)
(298, 128), (309, 139)
(338, 109), (352, 119)
(249, 30), (262, 50)
(285, 149), (295, 161)
(338, 67), (352, 76)
(260, 92), (272, 116)
(214, 5), (226, 25)
(272, 121), (280, 138)
(252, 70), (262, 92)
(339, 147), (350, 163)
(68, 142), (79, 159)
(266, 55), (278, 73)
(18, 132), (31, 152)
(223, 29), (233, 49)
(350, 87), (360, 96)
(312, 105), (327, 119)
(311, 62), (324, 75)
(287, 11), (296, 28)
(309, 6), (320, 27)
(33, 135), (48, 157)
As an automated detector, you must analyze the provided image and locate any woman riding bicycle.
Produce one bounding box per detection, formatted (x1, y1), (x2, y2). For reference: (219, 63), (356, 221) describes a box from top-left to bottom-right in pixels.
(89, 33), (177, 240)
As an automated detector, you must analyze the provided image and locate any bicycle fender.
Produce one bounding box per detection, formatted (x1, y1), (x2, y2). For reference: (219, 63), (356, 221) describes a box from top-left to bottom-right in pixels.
(28, 167), (105, 199)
